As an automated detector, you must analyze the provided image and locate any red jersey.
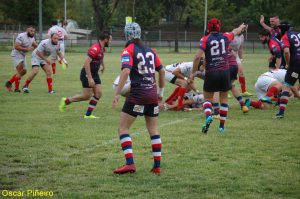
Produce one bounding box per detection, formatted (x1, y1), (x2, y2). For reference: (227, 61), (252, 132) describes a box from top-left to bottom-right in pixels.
(86, 43), (105, 73)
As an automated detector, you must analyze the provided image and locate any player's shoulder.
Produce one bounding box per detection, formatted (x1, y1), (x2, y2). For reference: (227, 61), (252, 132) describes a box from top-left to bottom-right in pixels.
(17, 32), (26, 38)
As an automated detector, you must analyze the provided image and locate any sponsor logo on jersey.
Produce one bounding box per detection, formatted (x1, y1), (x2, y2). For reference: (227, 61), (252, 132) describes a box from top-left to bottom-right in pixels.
(122, 55), (130, 63)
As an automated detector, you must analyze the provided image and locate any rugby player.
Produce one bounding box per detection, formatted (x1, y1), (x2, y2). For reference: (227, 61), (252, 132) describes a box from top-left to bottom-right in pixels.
(112, 22), (165, 174)
(5, 26), (37, 92)
(59, 31), (111, 119)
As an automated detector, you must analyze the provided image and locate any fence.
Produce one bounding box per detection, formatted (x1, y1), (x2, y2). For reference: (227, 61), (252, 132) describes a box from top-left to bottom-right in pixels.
(0, 29), (268, 54)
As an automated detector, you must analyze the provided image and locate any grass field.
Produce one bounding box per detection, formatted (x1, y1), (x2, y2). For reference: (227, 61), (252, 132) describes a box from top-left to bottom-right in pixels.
(0, 50), (299, 199)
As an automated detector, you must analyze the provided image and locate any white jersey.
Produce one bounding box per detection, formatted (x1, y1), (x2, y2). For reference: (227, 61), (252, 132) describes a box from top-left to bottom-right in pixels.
(11, 32), (35, 56)
(230, 34), (244, 51)
(165, 62), (193, 77)
(33, 39), (60, 58)
(47, 25), (68, 40)
(113, 75), (131, 96)
(184, 92), (204, 108)
(259, 69), (286, 83)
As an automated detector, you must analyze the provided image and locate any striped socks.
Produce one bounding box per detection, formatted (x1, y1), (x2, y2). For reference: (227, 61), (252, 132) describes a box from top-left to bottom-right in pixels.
(85, 96), (99, 116)
(203, 101), (212, 119)
(278, 91), (289, 115)
(236, 96), (245, 107)
(120, 134), (134, 165)
(219, 103), (228, 129)
(212, 102), (219, 115)
(151, 135), (162, 168)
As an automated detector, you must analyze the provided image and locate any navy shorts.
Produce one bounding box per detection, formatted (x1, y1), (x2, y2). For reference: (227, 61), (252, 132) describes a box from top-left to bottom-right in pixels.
(230, 65), (238, 81)
(122, 101), (159, 117)
(204, 70), (231, 92)
(80, 68), (101, 88)
(284, 67), (300, 86)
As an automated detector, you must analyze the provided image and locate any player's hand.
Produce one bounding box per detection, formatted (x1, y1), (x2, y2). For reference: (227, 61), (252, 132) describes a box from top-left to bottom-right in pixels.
(260, 15), (265, 24)
(158, 95), (163, 103)
(27, 47), (35, 52)
(100, 67), (105, 74)
(88, 78), (95, 87)
(112, 95), (120, 108)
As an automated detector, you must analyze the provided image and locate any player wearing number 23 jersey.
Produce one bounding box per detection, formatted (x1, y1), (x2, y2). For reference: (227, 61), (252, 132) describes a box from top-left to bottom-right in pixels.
(113, 22), (165, 175)
(121, 40), (163, 105)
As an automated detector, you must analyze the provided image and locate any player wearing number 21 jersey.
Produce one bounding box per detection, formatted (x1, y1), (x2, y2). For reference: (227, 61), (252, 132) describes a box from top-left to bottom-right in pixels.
(112, 22), (165, 174)
(191, 17), (247, 133)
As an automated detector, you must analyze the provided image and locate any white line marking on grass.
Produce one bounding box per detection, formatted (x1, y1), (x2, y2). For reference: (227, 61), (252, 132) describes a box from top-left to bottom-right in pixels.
(82, 117), (194, 154)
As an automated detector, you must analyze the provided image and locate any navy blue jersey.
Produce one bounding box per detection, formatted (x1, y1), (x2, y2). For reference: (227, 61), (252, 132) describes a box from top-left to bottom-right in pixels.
(199, 32), (234, 72)
(121, 42), (163, 104)
(281, 31), (300, 67)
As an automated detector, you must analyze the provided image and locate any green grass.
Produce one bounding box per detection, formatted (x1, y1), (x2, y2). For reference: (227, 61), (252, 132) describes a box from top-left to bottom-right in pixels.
(0, 50), (299, 199)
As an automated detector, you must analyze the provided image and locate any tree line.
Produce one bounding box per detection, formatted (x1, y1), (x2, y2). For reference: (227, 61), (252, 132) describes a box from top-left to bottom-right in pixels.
(0, 0), (299, 32)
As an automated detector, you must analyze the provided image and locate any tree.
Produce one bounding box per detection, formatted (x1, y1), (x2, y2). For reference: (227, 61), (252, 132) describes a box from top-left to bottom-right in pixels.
(163, 0), (188, 52)
(91, 0), (119, 34)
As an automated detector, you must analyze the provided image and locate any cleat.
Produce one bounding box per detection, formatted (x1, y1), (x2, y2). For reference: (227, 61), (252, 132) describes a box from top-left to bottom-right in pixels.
(218, 127), (225, 133)
(212, 114), (220, 119)
(261, 96), (272, 104)
(273, 113), (284, 119)
(242, 105), (249, 113)
(242, 91), (253, 97)
(59, 97), (67, 112)
(114, 164), (136, 174)
(48, 90), (56, 94)
(14, 89), (21, 93)
(202, 116), (213, 134)
(84, 115), (99, 119)
(151, 167), (161, 174)
(245, 98), (251, 108)
(5, 81), (12, 92)
(22, 87), (29, 93)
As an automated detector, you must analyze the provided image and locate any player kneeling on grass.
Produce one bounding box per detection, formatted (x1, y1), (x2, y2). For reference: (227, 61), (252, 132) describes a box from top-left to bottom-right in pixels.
(245, 69), (300, 110)
(59, 31), (111, 119)
(22, 33), (67, 93)
(112, 22), (165, 174)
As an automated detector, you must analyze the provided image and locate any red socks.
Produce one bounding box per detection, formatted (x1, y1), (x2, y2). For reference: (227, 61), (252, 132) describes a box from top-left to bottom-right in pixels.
(166, 87), (180, 104)
(9, 74), (17, 84)
(15, 76), (21, 90)
(265, 86), (279, 97)
(177, 88), (187, 110)
(24, 79), (31, 87)
(251, 101), (263, 109)
(52, 63), (56, 74)
(47, 77), (53, 91)
(239, 76), (246, 93)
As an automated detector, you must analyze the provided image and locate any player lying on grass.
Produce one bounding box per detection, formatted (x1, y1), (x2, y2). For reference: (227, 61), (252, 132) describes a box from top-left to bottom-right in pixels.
(161, 90), (204, 111)
(59, 31), (111, 119)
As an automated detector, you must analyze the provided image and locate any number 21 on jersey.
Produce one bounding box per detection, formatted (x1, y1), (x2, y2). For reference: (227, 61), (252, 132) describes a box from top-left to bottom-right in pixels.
(210, 39), (226, 56)
(137, 52), (155, 74)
